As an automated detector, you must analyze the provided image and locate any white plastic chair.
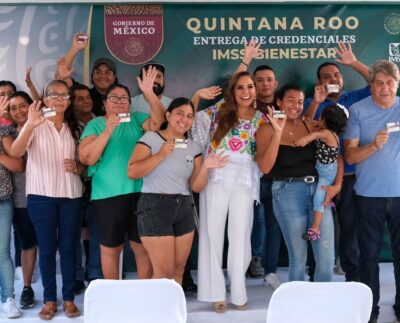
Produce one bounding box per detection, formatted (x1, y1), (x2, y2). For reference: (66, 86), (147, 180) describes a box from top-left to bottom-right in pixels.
(84, 279), (187, 323)
(266, 281), (372, 323)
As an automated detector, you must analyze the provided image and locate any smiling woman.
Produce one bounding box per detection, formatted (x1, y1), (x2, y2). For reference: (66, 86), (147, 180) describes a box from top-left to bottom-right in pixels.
(127, 97), (227, 286)
(10, 80), (83, 320)
(78, 67), (165, 283)
(191, 71), (268, 313)
(255, 84), (343, 284)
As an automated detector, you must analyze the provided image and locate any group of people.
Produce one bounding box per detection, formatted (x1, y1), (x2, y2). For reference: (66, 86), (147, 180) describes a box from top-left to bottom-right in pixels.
(0, 32), (399, 323)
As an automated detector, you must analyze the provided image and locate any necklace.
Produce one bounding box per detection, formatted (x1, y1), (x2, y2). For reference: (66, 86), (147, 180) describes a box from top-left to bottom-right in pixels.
(286, 119), (298, 136)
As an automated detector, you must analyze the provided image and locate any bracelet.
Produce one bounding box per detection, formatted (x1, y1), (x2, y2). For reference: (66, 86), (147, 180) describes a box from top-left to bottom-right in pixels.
(240, 60), (249, 67)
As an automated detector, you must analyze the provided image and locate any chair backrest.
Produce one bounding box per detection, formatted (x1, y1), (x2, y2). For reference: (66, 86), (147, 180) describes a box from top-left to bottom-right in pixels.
(84, 279), (187, 323)
(266, 281), (372, 323)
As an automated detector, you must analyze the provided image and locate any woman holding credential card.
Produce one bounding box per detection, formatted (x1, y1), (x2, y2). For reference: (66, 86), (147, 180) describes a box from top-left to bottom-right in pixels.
(10, 80), (83, 320)
(78, 67), (164, 281)
(128, 97), (228, 285)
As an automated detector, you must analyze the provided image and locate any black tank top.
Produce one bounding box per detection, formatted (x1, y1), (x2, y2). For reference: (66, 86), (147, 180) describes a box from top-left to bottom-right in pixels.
(266, 120), (317, 179)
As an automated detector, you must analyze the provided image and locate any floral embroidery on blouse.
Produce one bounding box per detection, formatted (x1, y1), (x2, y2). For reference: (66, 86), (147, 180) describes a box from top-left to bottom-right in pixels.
(190, 102), (268, 201)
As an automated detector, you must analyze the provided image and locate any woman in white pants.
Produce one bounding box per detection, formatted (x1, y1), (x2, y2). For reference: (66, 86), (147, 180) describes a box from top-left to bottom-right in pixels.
(192, 71), (267, 312)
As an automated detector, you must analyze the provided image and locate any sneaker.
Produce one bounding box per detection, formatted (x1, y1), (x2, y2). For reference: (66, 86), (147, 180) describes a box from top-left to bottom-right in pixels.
(248, 256), (264, 278)
(3, 297), (22, 318)
(264, 273), (282, 290)
(14, 267), (23, 281)
(20, 286), (35, 309)
(73, 280), (86, 295)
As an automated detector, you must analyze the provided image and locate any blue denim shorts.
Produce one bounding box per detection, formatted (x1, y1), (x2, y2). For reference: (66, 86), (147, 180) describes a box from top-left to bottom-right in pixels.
(137, 193), (195, 237)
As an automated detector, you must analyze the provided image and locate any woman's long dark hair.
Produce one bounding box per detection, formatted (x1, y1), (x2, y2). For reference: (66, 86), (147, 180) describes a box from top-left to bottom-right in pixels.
(44, 80), (80, 141)
(212, 71), (255, 146)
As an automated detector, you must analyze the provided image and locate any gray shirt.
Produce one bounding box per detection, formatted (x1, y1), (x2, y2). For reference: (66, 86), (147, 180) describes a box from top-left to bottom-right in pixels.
(130, 93), (172, 114)
(138, 131), (202, 195)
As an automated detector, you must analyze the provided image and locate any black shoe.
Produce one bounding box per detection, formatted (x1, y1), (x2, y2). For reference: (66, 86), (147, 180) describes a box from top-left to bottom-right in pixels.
(73, 280), (86, 295)
(368, 315), (378, 323)
(20, 286), (35, 309)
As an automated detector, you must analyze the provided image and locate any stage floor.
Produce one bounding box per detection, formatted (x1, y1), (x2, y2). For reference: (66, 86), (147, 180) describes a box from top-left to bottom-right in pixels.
(0, 263), (396, 323)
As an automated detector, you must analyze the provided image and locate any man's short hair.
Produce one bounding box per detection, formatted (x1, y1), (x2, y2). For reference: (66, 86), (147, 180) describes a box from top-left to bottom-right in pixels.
(253, 65), (275, 76)
(369, 60), (400, 83)
(316, 62), (341, 80)
(139, 62), (165, 79)
(0, 80), (16, 92)
(69, 83), (90, 102)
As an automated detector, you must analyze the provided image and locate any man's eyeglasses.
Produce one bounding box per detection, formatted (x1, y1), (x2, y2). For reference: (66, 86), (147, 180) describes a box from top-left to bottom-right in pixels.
(47, 92), (70, 100)
(107, 96), (129, 104)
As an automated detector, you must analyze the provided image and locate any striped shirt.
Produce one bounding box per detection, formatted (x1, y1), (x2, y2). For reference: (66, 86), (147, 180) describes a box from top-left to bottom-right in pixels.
(26, 119), (82, 198)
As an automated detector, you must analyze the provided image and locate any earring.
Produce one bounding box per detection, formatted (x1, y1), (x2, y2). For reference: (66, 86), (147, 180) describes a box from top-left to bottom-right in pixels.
(253, 100), (257, 110)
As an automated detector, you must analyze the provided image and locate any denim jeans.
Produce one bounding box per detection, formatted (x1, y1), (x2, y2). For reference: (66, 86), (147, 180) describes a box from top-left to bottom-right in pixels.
(27, 195), (82, 302)
(272, 180), (334, 282)
(314, 161), (337, 213)
(251, 202), (265, 258)
(85, 202), (102, 280)
(336, 175), (360, 282)
(260, 178), (282, 275)
(0, 199), (15, 303)
(356, 196), (400, 318)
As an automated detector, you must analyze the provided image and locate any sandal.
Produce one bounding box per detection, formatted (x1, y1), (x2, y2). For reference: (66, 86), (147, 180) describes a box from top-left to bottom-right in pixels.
(39, 302), (57, 320)
(63, 301), (80, 318)
(302, 228), (321, 241)
(235, 303), (248, 311)
(212, 301), (227, 313)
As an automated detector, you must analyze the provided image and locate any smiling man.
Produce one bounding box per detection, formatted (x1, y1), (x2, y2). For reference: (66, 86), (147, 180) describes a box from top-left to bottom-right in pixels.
(344, 60), (400, 323)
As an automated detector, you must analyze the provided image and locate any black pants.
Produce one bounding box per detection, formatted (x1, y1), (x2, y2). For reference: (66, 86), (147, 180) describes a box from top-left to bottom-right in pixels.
(336, 175), (360, 281)
(357, 195), (400, 318)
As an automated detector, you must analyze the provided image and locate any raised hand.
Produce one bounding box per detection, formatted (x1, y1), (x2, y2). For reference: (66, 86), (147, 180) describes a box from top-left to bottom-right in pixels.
(25, 67), (34, 88)
(72, 32), (89, 51)
(374, 129), (389, 150)
(104, 115), (120, 135)
(195, 86), (222, 100)
(313, 84), (329, 103)
(335, 42), (356, 66)
(243, 39), (262, 62)
(0, 95), (10, 119)
(55, 57), (74, 81)
(204, 152), (229, 169)
(157, 140), (175, 158)
(137, 66), (157, 95)
(27, 101), (45, 128)
(266, 107), (286, 135)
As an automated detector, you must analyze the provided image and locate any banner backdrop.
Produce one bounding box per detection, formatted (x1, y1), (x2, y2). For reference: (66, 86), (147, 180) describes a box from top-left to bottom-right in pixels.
(1, 4), (399, 100)
(89, 3), (400, 100)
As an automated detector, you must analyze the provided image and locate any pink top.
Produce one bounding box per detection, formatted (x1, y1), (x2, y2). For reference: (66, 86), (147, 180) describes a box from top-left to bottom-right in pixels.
(0, 117), (13, 126)
(26, 119), (82, 198)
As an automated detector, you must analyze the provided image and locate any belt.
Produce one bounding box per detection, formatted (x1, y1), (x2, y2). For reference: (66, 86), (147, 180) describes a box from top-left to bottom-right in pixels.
(274, 176), (318, 183)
